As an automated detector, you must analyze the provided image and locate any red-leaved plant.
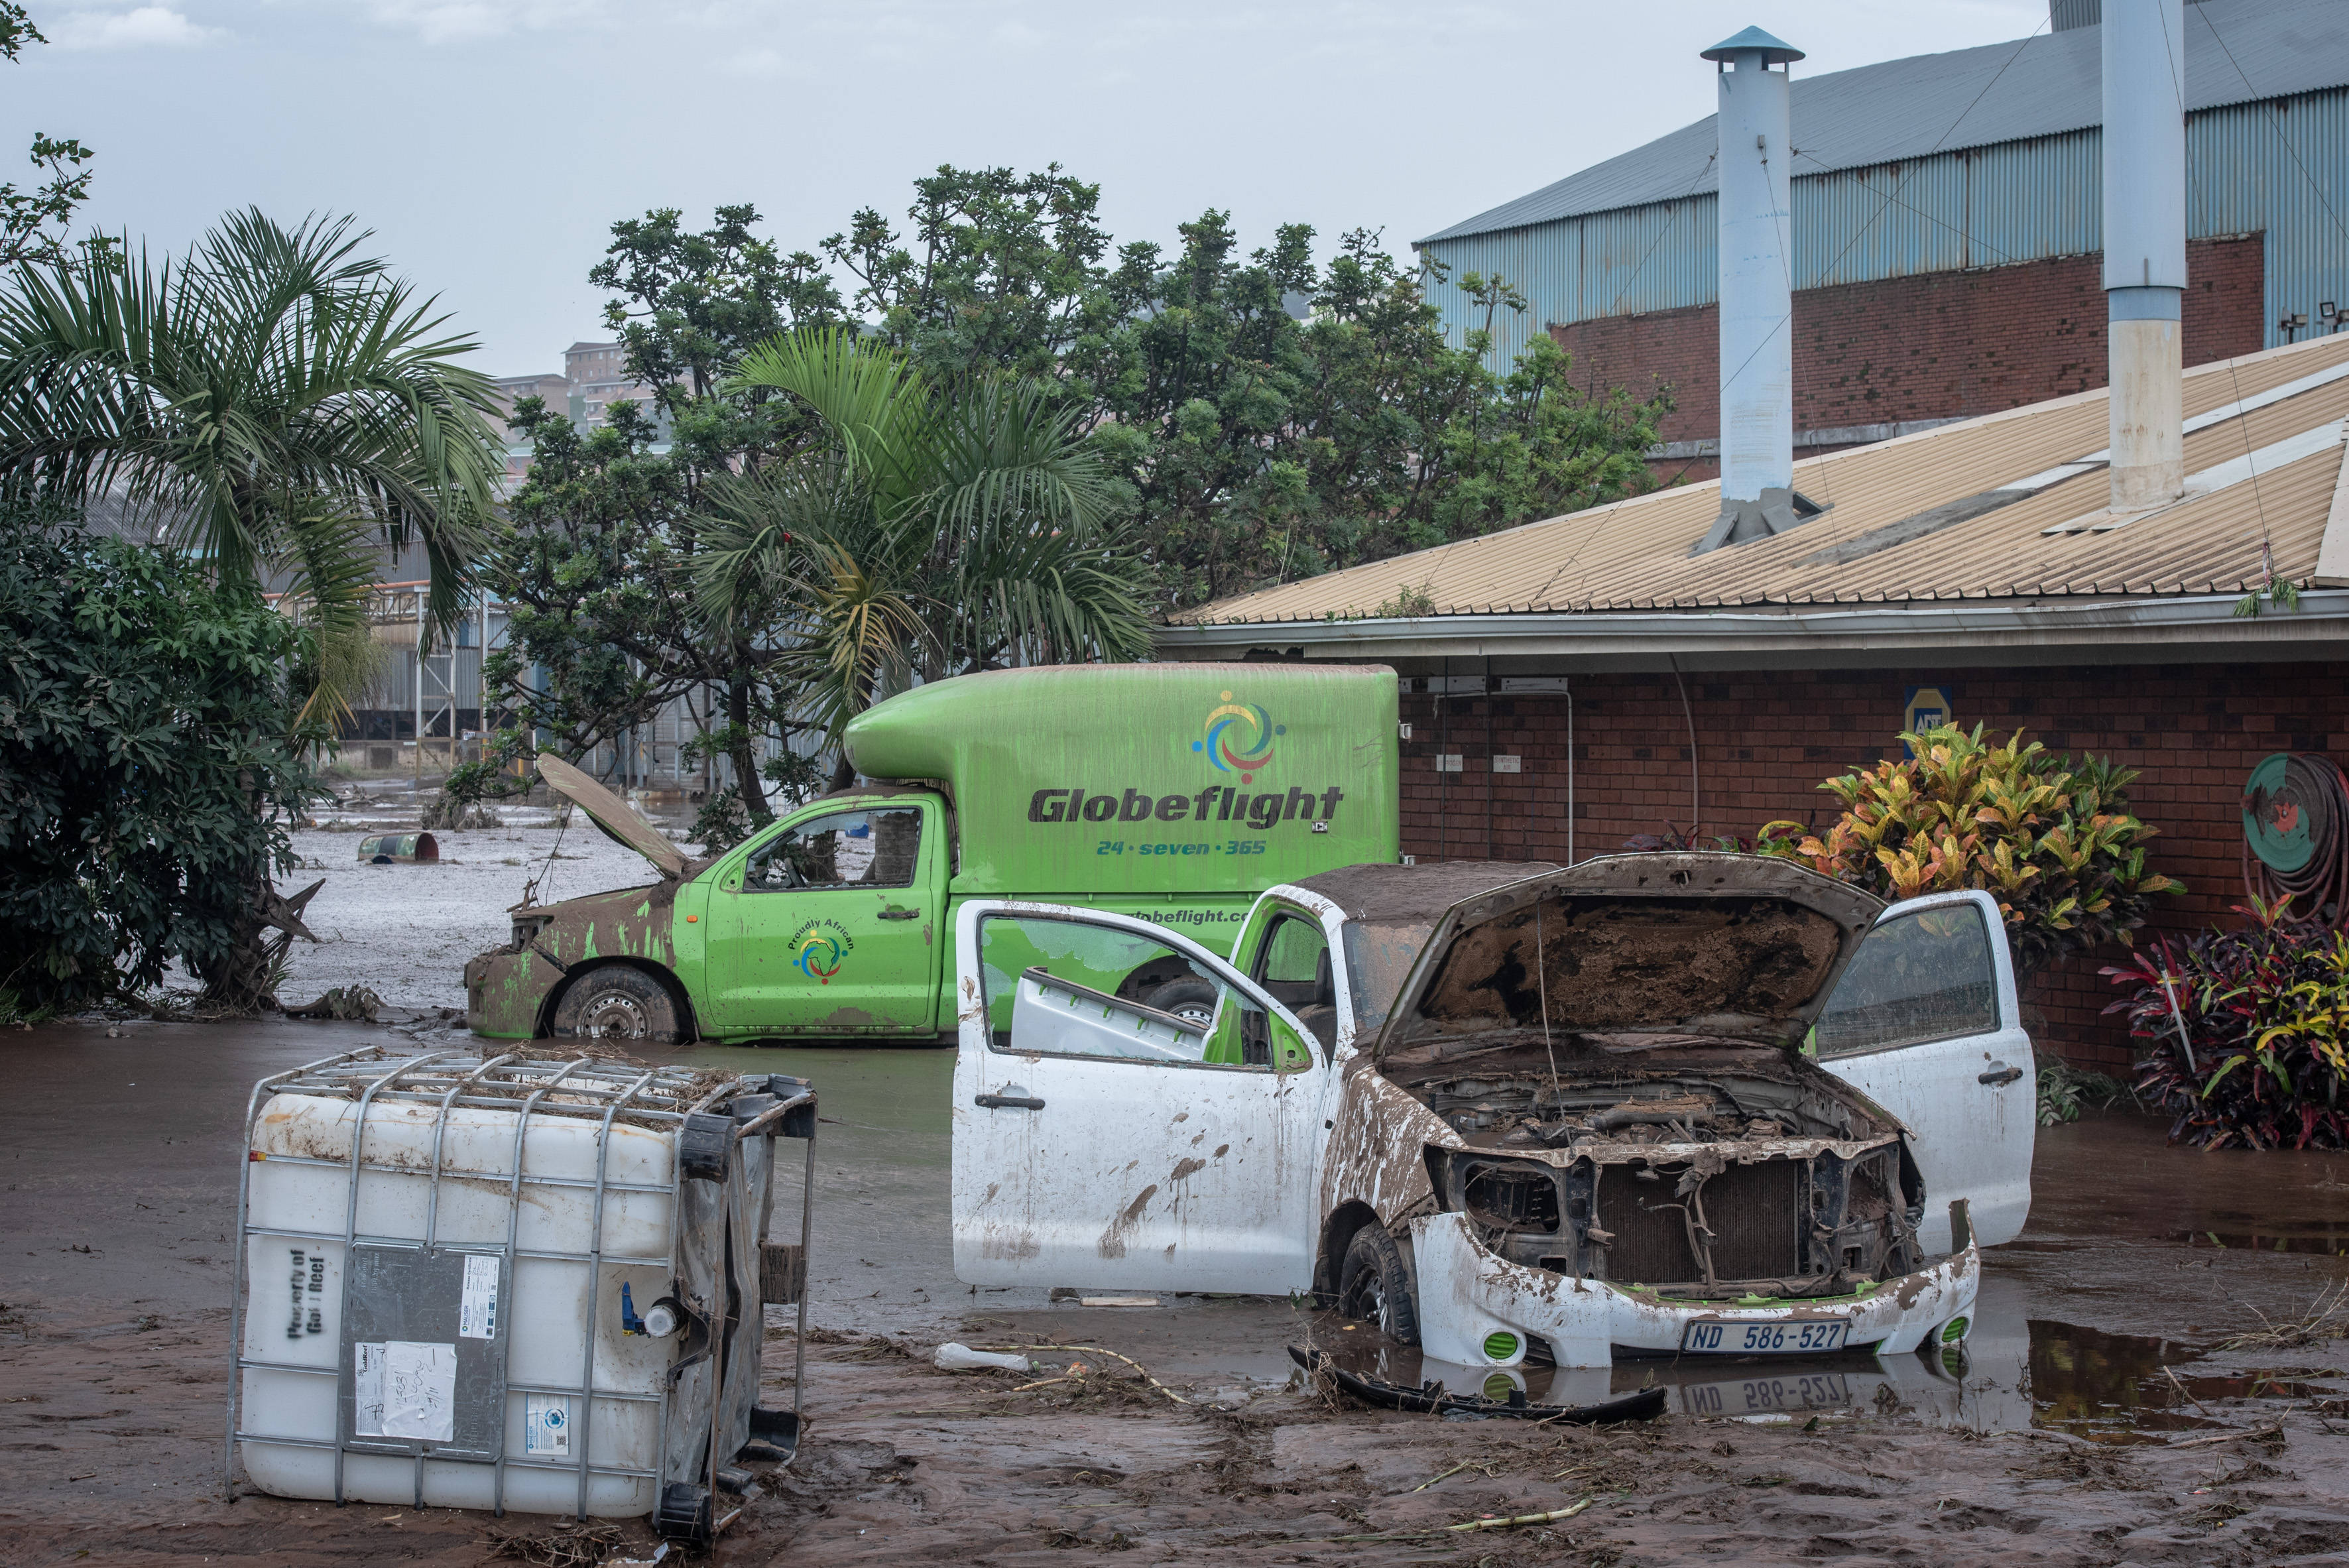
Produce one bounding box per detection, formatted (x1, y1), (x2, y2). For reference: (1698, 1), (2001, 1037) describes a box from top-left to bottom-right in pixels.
(2104, 894), (2349, 1150)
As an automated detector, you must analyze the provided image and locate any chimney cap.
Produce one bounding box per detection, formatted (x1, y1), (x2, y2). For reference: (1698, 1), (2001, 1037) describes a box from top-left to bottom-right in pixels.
(1701, 25), (1805, 65)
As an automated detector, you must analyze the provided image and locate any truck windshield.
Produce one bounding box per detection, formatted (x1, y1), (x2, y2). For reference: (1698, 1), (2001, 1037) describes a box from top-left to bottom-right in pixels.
(1340, 920), (1435, 1032)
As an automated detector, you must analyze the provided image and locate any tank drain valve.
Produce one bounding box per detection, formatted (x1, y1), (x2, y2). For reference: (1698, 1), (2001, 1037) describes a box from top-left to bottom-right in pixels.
(621, 1282), (682, 1338)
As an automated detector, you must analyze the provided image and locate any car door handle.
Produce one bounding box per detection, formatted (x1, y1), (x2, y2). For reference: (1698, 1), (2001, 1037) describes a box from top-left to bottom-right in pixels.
(1978, 1063), (2024, 1086)
(975, 1093), (1045, 1111)
(877, 908), (920, 920)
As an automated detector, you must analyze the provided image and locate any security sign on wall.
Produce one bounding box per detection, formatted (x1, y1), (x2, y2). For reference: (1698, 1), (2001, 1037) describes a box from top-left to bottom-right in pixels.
(1902, 685), (1954, 757)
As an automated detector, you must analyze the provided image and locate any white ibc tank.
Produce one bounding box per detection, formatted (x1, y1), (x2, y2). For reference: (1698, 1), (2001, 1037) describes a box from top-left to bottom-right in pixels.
(228, 1050), (813, 1540)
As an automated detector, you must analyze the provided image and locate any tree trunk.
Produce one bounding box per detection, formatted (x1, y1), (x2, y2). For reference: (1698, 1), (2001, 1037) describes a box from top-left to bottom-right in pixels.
(727, 672), (771, 825)
(198, 866), (325, 1013)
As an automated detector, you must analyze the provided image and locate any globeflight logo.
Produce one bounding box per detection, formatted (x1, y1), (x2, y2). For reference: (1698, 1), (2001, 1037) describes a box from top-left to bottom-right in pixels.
(1026, 689), (1342, 831)
(1195, 691), (1283, 785)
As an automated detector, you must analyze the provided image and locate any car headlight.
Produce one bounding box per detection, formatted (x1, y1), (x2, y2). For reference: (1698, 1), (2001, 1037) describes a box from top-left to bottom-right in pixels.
(1431, 1151), (1562, 1235)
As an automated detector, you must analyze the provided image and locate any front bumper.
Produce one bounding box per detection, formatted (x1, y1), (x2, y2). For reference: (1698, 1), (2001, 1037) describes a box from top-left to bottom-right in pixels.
(1410, 1211), (1980, 1369)
(463, 945), (562, 1038)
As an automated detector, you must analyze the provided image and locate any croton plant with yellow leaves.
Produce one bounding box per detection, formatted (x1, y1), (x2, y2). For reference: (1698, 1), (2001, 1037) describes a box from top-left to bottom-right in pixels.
(1758, 723), (2184, 974)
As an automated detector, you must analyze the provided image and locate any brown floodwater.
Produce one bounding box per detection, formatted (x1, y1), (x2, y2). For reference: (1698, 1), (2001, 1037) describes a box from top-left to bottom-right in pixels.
(5, 1016), (2348, 1442)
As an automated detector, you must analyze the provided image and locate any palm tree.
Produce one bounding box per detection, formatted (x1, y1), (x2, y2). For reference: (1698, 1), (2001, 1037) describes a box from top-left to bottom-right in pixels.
(0, 209), (504, 718)
(701, 327), (1153, 786)
(0, 208), (505, 1003)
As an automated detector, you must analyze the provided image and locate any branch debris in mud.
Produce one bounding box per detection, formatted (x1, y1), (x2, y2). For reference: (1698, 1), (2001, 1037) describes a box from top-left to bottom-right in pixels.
(971, 1342), (1190, 1405)
(484, 1521), (628, 1565)
(2219, 1281), (2349, 1353)
(1328, 1494), (1600, 1541)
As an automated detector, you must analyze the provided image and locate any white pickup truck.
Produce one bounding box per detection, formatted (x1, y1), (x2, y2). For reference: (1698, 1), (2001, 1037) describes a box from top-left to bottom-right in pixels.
(948, 853), (2035, 1372)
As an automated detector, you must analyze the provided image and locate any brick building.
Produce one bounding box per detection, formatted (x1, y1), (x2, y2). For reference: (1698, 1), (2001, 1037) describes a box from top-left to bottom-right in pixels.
(1416, 0), (2348, 481)
(1158, 332), (2349, 1071)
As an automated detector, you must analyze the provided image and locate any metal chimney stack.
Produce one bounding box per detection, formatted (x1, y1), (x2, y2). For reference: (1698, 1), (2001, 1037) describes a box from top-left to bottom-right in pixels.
(2103, 0), (2187, 510)
(1695, 25), (1805, 556)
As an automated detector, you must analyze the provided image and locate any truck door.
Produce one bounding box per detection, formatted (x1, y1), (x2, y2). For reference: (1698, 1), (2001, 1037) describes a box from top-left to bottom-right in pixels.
(1811, 889), (2035, 1252)
(949, 901), (1327, 1294)
(704, 800), (942, 1036)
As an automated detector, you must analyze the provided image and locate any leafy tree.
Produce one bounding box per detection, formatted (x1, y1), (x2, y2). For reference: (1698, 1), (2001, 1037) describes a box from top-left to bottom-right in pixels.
(831, 167), (1670, 605)
(0, 4), (103, 272)
(705, 328), (1155, 782)
(825, 164), (1114, 389)
(0, 209), (502, 1006)
(487, 206), (847, 825)
(0, 505), (325, 1012)
(0, 210), (504, 704)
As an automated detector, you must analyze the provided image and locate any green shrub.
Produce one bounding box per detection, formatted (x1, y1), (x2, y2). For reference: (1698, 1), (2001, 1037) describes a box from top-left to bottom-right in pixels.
(424, 757), (524, 829)
(2035, 1057), (2131, 1126)
(0, 514), (322, 1008)
(1760, 723), (2183, 973)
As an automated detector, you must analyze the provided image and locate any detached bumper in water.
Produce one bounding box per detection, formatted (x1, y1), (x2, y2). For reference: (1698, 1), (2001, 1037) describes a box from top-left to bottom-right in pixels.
(464, 945), (561, 1038)
(1410, 1211), (1980, 1370)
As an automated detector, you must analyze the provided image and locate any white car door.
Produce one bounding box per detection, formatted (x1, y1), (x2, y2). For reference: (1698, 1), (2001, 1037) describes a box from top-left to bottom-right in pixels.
(1811, 889), (2036, 1253)
(949, 900), (1333, 1294)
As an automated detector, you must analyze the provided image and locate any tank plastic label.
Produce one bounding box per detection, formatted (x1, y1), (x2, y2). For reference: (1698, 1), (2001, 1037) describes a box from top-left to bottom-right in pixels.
(354, 1341), (455, 1442)
(459, 1254), (499, 1340)
(523, 1394), (571, 1457)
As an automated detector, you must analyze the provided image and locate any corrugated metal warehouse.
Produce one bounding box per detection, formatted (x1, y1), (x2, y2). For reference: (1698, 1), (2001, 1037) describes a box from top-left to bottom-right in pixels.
(1418, 0), (2349, 471)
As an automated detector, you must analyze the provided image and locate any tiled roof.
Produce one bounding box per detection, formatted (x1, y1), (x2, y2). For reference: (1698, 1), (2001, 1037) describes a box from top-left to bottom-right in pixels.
(1173, 333), (2349, 626)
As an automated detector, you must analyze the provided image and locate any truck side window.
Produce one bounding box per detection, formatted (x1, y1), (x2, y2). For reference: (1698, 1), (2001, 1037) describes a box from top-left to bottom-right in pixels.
(743, 808), (922, 892)
(1251, 913), (1335, 1055)
(976, 914), (1309, 1071)
(1813, 904), (1998, 1058)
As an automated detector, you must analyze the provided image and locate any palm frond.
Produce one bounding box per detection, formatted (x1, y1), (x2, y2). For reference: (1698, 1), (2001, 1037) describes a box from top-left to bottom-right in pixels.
(0, 208), (503, 636)
(727, 326), (927, 494)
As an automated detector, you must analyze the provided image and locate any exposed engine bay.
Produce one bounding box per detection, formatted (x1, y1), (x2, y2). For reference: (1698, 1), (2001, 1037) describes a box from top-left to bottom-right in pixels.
(1401, 1052), (1926, 1303)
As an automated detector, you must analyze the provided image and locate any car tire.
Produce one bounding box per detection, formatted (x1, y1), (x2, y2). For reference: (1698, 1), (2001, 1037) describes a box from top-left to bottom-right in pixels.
(550, 965), (682, 1044)
(1144, 977), (1221, 1029)
(1337, 1223), (1420, 1344)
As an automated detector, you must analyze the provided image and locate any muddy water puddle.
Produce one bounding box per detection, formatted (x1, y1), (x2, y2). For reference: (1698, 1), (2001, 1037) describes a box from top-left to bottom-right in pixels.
(1305, 1311), (2339, 1438)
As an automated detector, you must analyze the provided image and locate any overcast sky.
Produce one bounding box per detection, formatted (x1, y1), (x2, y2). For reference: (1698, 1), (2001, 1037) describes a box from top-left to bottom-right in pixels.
(5, 1), (2047, 373)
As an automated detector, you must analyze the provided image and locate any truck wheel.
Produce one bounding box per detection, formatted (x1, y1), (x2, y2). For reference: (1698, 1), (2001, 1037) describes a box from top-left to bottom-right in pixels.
(1337, 1223), (1420, 1344)
(1146, 977), (1221, 1029)
(551, 965), (680, 1044)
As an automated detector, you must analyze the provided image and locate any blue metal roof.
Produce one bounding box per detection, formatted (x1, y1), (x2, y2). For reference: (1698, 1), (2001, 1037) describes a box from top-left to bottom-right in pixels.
(1421, 0), (2349, 245)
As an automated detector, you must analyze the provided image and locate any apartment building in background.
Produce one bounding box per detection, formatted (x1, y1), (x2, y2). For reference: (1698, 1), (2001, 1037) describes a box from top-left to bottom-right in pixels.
(483, 343), (678, 477)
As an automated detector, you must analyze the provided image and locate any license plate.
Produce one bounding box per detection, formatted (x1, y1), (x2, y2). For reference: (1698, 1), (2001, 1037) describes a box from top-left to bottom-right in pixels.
(1679, 1319), (1850, 1355)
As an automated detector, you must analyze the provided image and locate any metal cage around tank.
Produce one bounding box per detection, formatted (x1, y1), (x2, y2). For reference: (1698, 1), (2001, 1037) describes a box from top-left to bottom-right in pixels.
(224, 1049), (815, 1540)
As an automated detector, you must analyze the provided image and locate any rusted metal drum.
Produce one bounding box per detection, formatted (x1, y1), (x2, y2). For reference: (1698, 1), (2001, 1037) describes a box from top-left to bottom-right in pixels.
(357, 831), (439, 864)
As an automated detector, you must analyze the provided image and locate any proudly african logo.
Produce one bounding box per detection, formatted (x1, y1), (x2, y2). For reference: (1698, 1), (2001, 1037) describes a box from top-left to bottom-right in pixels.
(788, 918), (855, 985)
(1194, 691), (1286, 785)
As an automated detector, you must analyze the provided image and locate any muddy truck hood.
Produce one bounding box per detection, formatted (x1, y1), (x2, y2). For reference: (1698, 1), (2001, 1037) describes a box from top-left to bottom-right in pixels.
(1374, 851), (1886, 1061)
(537, 754), (688, 878)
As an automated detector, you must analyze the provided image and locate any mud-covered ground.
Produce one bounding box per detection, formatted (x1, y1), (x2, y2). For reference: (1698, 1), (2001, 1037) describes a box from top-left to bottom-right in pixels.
(11, 1304), (2349, 1567)
(11, 1017), (2349, 1566)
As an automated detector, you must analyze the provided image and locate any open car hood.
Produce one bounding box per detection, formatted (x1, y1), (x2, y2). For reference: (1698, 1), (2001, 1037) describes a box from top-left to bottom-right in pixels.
(536, 754), (688, 878)
(1373, 851), (1886, 1060)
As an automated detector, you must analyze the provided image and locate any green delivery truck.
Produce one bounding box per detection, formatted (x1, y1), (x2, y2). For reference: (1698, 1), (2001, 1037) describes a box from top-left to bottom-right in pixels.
(465, 662), (1399, 1044)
